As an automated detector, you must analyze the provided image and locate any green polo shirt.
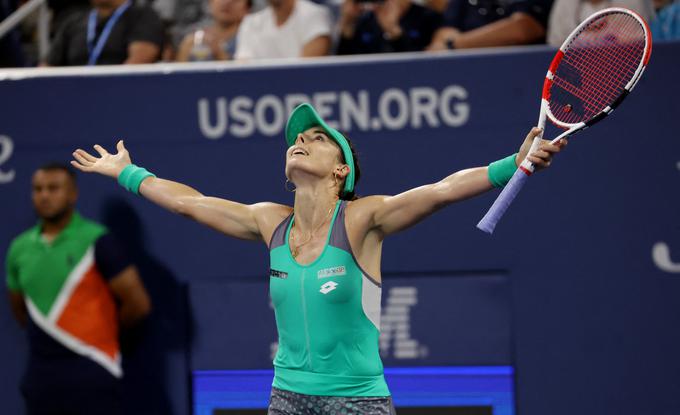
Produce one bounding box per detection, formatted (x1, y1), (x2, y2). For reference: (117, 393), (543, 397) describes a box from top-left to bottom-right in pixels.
(5, 212), (106, 315)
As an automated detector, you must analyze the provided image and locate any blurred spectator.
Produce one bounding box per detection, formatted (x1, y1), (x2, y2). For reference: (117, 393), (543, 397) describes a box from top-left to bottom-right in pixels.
(428, 0), (553, 51)
(651, 0), (679, 39)
(424, 0), (448, 13)
(337, 0), (442, 55)
(0, 0), (25, 67)
(136, 0), (198, 61)
(653, 0), (671, 8)
(5, 163), (151, 415)
(235, 0), (332, 59)
(45, 0), (164, 66)
(176, 0), (251, 61)
(164, 0), (210, 50)
(547, 0), (655, 46)
(48, 0), (90, 33)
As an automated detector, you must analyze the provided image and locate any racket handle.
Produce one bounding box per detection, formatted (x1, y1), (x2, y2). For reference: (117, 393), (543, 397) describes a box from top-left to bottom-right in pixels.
(477, 167), (531, 234)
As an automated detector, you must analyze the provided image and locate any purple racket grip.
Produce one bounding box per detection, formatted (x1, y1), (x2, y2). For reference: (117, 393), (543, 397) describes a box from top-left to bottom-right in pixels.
(477, 167), (531, 234)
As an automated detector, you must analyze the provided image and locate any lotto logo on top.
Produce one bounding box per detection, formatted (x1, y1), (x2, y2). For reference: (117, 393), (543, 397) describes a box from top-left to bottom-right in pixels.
(320, 281), (338, 294)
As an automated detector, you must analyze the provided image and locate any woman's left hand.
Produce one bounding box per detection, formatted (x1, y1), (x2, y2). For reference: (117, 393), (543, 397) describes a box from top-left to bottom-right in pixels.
(515, 127), (568, 171)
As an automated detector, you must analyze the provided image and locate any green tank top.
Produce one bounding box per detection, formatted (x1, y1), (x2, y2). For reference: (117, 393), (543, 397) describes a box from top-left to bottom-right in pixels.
(269, 200), (389, 397)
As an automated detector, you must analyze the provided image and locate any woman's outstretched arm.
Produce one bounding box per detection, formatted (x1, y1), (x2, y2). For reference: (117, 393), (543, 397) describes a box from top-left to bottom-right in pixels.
(71, 140), (290, 242)
(354, 127), (567, 237)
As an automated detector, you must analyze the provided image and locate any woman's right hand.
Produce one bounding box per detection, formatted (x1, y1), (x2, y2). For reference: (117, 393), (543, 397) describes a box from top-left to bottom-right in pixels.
(71, 140), (132, 179)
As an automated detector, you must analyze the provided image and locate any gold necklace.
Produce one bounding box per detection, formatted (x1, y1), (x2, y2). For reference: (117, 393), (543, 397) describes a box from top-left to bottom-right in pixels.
(290, 204), (334, 259)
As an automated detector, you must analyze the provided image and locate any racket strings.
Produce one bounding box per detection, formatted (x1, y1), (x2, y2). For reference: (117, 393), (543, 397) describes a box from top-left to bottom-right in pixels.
(549, 12), (646, 125)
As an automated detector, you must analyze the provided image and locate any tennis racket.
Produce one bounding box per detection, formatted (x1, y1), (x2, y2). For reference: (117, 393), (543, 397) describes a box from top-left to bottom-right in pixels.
(477, 7), (652, 234)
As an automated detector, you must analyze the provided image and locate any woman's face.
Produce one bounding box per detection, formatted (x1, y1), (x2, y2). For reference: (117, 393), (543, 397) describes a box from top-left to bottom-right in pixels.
(210, 0), (249, 26)
(285, 127), (344, 185)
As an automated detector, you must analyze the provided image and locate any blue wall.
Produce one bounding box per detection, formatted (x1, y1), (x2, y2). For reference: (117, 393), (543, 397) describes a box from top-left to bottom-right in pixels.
(1, 42), (679, 415)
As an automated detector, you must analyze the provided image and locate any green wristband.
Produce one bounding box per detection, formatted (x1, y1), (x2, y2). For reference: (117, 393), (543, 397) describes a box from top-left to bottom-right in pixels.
(117, 164), (156, 195)
(488, 153), (518, 188)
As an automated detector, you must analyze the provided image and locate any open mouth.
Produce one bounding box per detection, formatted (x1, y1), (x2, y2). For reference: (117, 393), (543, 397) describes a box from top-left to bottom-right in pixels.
(291, 148), (308, 156)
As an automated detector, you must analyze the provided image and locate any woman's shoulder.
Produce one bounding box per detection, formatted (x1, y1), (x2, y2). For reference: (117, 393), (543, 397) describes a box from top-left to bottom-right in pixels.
(252, 202), (293, 226)
(345, 195), (388, 220)
(253, 202), (293, 247)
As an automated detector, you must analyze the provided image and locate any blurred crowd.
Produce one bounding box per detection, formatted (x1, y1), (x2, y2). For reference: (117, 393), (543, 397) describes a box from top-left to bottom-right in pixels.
(0, 0), (678, 67)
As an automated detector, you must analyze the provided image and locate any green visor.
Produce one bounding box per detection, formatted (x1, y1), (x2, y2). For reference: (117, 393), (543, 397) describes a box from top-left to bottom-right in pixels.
(285, 103), (355, 196)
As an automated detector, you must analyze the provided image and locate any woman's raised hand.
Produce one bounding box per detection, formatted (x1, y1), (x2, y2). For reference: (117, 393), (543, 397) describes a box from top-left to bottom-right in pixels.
(515, 128), (567, 172)
(71, 140), (132, 179)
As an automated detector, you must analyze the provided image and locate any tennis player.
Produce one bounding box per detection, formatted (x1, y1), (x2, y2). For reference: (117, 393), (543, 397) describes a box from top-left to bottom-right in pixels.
(71, 103), (565, 414)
